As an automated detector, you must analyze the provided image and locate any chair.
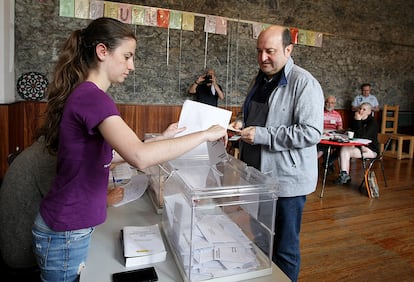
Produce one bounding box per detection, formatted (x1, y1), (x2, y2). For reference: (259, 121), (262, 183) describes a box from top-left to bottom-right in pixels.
(380, 105), (414, 160)
(2, 146), (41, 281)
(361, 133), (392, 187)
(357, 134), (392, 198)
(381, 105), (399, 134)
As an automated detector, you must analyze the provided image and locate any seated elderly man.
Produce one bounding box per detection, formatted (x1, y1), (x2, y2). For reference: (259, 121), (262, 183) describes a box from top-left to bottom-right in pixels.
(318, 95), (343, 173)
(336, 102), (378, 184)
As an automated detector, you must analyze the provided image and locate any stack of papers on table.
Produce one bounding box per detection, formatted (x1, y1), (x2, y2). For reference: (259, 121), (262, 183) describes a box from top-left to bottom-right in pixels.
(121, 224), (167, 267)
(321, 132), (349, 142)
(352, 138), (372, 145)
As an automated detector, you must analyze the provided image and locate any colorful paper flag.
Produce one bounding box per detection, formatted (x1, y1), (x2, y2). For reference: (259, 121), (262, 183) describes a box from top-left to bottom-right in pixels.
(297, 29), (323, 47)
(289, 27), (298, 44)
(131, 5), (145, 25)
(59, 0), (74, 17)
(314, 32), (323, 47)
(252, 23), (271, 39)
(182, 13), (195, 31)
(298, 29), (307, 45)
(118, 4), (132, 24)
(215, 16), (227, 35)
(306, 30), (317, 46)
(104, 1), (118, 20)
(74, 0), (89, 19)
(252, 23), (263, 39)
(157, 9), (170, 28)
(144, 7), (158, 26)
(169, 11), (182, 30)
(89, 0), (104, 19)
(204, 16), (216, 33)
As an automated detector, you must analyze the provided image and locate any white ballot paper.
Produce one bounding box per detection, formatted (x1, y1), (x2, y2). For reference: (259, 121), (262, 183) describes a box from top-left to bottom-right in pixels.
(206, 140), (228, 165)
(112, 174), (149, 207)
(176, 100), (232, 160)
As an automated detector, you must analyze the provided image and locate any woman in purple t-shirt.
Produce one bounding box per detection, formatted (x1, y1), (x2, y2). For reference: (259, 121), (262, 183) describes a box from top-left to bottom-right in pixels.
(32, 17), (226, 282)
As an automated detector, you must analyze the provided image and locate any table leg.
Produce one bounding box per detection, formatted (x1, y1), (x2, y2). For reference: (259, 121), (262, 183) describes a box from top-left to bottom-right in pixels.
(320, 145), (331, 198)
(358, 147), (370, 197)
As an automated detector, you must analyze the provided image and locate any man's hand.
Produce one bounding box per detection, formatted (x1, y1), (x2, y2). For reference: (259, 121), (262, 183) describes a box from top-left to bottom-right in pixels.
(240, 126), (256, 144)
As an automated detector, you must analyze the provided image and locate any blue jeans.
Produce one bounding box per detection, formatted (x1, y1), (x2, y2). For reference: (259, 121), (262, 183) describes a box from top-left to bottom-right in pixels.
(32, 213), (94, 282)
(273, 196), (306, 282)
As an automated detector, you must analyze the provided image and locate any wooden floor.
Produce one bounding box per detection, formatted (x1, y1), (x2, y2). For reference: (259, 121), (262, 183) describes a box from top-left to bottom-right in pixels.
(299, 156), (414, 281)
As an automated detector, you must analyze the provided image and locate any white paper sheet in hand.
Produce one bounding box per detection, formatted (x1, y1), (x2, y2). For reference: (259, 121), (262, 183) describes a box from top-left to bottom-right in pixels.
(176, 100), (232, 157)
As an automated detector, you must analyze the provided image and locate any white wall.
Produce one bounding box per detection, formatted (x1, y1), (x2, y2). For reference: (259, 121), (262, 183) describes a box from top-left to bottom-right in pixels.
(0, 0), (15, 104)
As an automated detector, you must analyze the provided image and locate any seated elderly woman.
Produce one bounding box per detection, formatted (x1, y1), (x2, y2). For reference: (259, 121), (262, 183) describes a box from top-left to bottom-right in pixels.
(336, 102), (379, 184)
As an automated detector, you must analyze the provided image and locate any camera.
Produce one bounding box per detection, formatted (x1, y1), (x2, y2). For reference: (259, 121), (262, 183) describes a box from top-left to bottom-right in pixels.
(204, 74), (212, 83)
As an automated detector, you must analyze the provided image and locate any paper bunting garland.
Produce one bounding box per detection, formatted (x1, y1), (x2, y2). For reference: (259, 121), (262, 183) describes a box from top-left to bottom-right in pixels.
(59, 0), (324, 47)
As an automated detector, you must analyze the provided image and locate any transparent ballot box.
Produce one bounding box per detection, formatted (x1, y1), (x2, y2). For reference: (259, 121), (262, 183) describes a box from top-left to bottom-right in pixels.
(160, 155), (278, 282)
(144, 155), (212, 213)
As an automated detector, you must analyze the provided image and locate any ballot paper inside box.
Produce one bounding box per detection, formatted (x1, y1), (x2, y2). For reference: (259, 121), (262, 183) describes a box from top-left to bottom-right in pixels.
(143, 154), (212, 214)
(160, 155), (278, 282)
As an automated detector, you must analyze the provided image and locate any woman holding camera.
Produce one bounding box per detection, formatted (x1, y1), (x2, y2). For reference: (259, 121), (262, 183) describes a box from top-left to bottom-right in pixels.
(188, 69), (225, 106)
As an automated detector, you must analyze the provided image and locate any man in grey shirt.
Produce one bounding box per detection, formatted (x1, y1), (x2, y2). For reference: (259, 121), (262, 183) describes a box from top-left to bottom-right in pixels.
(234, 26), (324, 281)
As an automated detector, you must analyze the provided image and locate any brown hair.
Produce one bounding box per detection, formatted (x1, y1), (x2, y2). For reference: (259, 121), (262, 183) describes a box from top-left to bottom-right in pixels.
(39, 18), (136, 154)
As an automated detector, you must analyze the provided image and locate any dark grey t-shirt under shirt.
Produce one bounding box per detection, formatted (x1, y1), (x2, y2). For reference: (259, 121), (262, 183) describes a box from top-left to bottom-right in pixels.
(241, 72), (281, 170)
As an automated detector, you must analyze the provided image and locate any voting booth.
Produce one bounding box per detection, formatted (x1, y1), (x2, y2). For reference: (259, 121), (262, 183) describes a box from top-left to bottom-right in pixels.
(148, 155), (278, 282)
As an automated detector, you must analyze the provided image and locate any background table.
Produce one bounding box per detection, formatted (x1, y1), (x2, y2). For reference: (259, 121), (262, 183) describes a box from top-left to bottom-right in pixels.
(80, 192), (290, 282)
(319, 139), (366, 198)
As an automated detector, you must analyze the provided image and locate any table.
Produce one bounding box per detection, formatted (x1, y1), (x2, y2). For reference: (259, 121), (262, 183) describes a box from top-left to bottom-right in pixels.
(80, 192), (290, 282)
(319, 139), (367, 198)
